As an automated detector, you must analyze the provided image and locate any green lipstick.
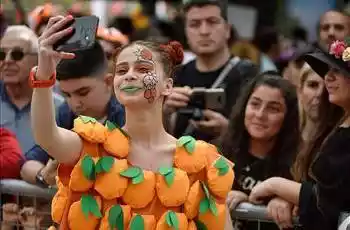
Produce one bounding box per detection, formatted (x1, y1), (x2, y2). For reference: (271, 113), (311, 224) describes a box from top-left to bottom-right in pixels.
(120, 86), (142, 93)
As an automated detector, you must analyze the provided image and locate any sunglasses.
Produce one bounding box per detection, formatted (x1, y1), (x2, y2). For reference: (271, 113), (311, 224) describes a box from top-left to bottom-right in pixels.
(0, 48), (37, 61)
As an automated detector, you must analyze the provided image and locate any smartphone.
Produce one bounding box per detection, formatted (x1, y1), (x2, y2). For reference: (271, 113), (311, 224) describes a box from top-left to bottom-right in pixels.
(189, 88), (226, 111)
(53, 15), (99, 52)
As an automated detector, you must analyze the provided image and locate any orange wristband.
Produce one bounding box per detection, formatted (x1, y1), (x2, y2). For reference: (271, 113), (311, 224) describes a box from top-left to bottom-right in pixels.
(29, 66), (56, 88)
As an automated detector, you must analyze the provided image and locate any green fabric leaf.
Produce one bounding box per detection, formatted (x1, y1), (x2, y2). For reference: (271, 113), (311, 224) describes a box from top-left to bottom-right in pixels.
(176, 136), (194, 147)
(131, 173), (144, 185)
(169, 211), (179, 230)
(199, 198), (210, 214)
(165, 211), (180, 230)
(214, 157), (229, 176)
(81, 195), (91, 219)
(95, 161), (104, 174)
(80, 115), (97, 124)
(208, 198), (218, 216)
(108, 205), (124, 230)
(119, 167), (141, 178)
(165, 211), (172, 227)
(158, 166), (173, 176)
(105, 120), (117, 131)
(200, 182), (210, 200)
(100, 156), (115, 173)
(130, 215), (144, 230)
(195, 220), (208, 230)
(218, 167), (229, 176)
(177, 136), (196, 154)
(184, 140), (195, 154)
(81, 156), (95, 180)
(164, 171), (175, 187)
(89, 197), (102, 218)
(81, 195), (102, 219)
(214, 157), (228, 169)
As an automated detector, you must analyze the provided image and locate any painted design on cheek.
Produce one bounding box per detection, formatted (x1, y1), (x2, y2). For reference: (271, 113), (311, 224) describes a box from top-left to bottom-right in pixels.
(143, 71), (158, 103)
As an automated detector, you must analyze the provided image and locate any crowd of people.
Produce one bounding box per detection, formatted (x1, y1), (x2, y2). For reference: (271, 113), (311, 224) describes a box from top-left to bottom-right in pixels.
(1, 0), (350, 229)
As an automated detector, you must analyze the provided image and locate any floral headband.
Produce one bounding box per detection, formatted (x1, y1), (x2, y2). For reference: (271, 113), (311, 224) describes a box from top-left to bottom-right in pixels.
(329, 38), (350, 64)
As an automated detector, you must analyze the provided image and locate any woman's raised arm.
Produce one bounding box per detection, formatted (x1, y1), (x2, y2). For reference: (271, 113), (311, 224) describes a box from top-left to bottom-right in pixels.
(31, 15), (82, 164)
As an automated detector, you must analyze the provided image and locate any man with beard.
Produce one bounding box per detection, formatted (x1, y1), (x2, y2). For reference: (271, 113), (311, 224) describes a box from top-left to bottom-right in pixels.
(21, 41), (125, 187)
(0, 25), (64, 154)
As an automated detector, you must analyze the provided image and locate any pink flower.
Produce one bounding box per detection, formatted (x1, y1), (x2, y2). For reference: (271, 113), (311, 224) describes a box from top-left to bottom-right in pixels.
(329, 40), (347, 58)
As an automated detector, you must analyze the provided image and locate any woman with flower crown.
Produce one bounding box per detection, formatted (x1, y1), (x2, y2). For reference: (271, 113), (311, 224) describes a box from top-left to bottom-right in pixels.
(248, 38), (350, 230)
(29, 15), (235, 230)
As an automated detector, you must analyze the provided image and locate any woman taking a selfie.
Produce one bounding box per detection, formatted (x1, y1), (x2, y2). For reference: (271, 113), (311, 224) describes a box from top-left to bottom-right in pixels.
(30, 15), (235, 230)
(248, 39), (350, 230)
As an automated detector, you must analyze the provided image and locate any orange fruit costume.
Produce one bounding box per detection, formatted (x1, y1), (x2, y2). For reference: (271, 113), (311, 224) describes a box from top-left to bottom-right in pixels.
(50, 116), (235, 230)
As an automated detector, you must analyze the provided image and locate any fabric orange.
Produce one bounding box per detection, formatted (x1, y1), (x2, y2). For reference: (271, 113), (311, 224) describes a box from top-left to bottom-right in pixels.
(72, 116), (107, 143)
(94, 159), (129, 199)
(174, 140), (207, 173)
(156, 211), (188, 230)
(99, 205), (131, 230)
(51, 179), (69, 223)
(206, 158), (235, 199)
(69, 156), (99, 192)
(103, 128), (129, 158)
(198, 202), (226, 230)
(156, 168), (190, 207)
(122, 170), (156, 209)
(133, 196), (181, 221)
(184, 181), (205, 220)
(68, 196), (102, 230)
(52, 116), (234, 230)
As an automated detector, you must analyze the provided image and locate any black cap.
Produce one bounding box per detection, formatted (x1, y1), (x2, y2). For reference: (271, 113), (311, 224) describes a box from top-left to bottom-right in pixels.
(303, 40), (350, 78)
(182, 0), (228, 20)
(56, 41), (107, 80)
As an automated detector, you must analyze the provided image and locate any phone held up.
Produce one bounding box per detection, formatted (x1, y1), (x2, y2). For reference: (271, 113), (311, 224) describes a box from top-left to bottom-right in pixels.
(188, 87), (226, 112)
(53, 15), (99, 52)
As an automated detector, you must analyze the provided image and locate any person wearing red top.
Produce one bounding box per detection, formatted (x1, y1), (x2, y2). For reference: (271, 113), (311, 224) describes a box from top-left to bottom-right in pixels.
(0, 127), (24, 179)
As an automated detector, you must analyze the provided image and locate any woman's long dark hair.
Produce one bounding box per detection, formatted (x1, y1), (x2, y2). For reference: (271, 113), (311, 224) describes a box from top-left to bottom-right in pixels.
(292, 67), (344, 182)
(221, 72), (300, 177)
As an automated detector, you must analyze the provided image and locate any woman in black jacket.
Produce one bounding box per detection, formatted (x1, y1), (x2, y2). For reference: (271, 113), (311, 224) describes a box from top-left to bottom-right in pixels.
(248, 39), (350, 230)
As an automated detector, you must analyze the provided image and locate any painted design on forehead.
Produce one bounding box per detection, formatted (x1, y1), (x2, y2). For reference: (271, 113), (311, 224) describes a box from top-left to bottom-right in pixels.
(133, 45), (154, 63)
(143, 71), (158, 103)
(133, 45), (158, 103)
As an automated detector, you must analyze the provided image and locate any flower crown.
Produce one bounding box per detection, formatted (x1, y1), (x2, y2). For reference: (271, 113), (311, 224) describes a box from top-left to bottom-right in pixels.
(329, 38), (350, 63)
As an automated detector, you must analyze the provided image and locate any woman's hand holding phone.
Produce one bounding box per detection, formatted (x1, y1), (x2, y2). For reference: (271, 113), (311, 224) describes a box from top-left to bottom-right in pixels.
(36, 15), (75, 80)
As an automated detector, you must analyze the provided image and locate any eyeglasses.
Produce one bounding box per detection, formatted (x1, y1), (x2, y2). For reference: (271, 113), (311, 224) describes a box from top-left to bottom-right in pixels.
(0, 48), (37, 61)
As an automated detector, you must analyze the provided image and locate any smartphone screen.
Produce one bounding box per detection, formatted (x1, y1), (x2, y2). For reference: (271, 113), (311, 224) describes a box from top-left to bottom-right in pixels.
(53, 16), (99, 52)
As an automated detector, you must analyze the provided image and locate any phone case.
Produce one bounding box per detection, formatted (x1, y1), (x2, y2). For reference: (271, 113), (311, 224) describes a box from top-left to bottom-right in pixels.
(54, 16), (99, 52)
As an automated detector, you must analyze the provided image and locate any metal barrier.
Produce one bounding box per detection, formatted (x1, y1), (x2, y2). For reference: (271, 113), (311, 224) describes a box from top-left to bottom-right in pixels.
(0, 179), (296, 229)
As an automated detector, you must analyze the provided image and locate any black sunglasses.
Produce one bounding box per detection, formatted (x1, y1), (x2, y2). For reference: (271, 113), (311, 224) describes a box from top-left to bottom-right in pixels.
(0, 48), (37, 61)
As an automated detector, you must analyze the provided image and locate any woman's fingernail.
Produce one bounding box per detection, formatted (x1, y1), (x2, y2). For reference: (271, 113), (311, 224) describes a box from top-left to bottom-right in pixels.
(67, 14), (73, 19)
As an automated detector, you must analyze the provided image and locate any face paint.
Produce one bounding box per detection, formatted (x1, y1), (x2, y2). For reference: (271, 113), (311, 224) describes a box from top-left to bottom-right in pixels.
(133, 45), (158, 103)
(143, 72), (158, 103)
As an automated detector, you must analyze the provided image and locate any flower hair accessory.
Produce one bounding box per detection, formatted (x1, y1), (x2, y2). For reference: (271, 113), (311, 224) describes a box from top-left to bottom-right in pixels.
(160, 41), (184, 65)
(329, 38), (350, 62)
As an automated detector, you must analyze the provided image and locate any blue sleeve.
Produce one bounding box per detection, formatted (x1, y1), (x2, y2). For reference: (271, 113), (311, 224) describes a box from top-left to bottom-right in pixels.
(24, 103), (69, 164)
(25, 145), (50, 164)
